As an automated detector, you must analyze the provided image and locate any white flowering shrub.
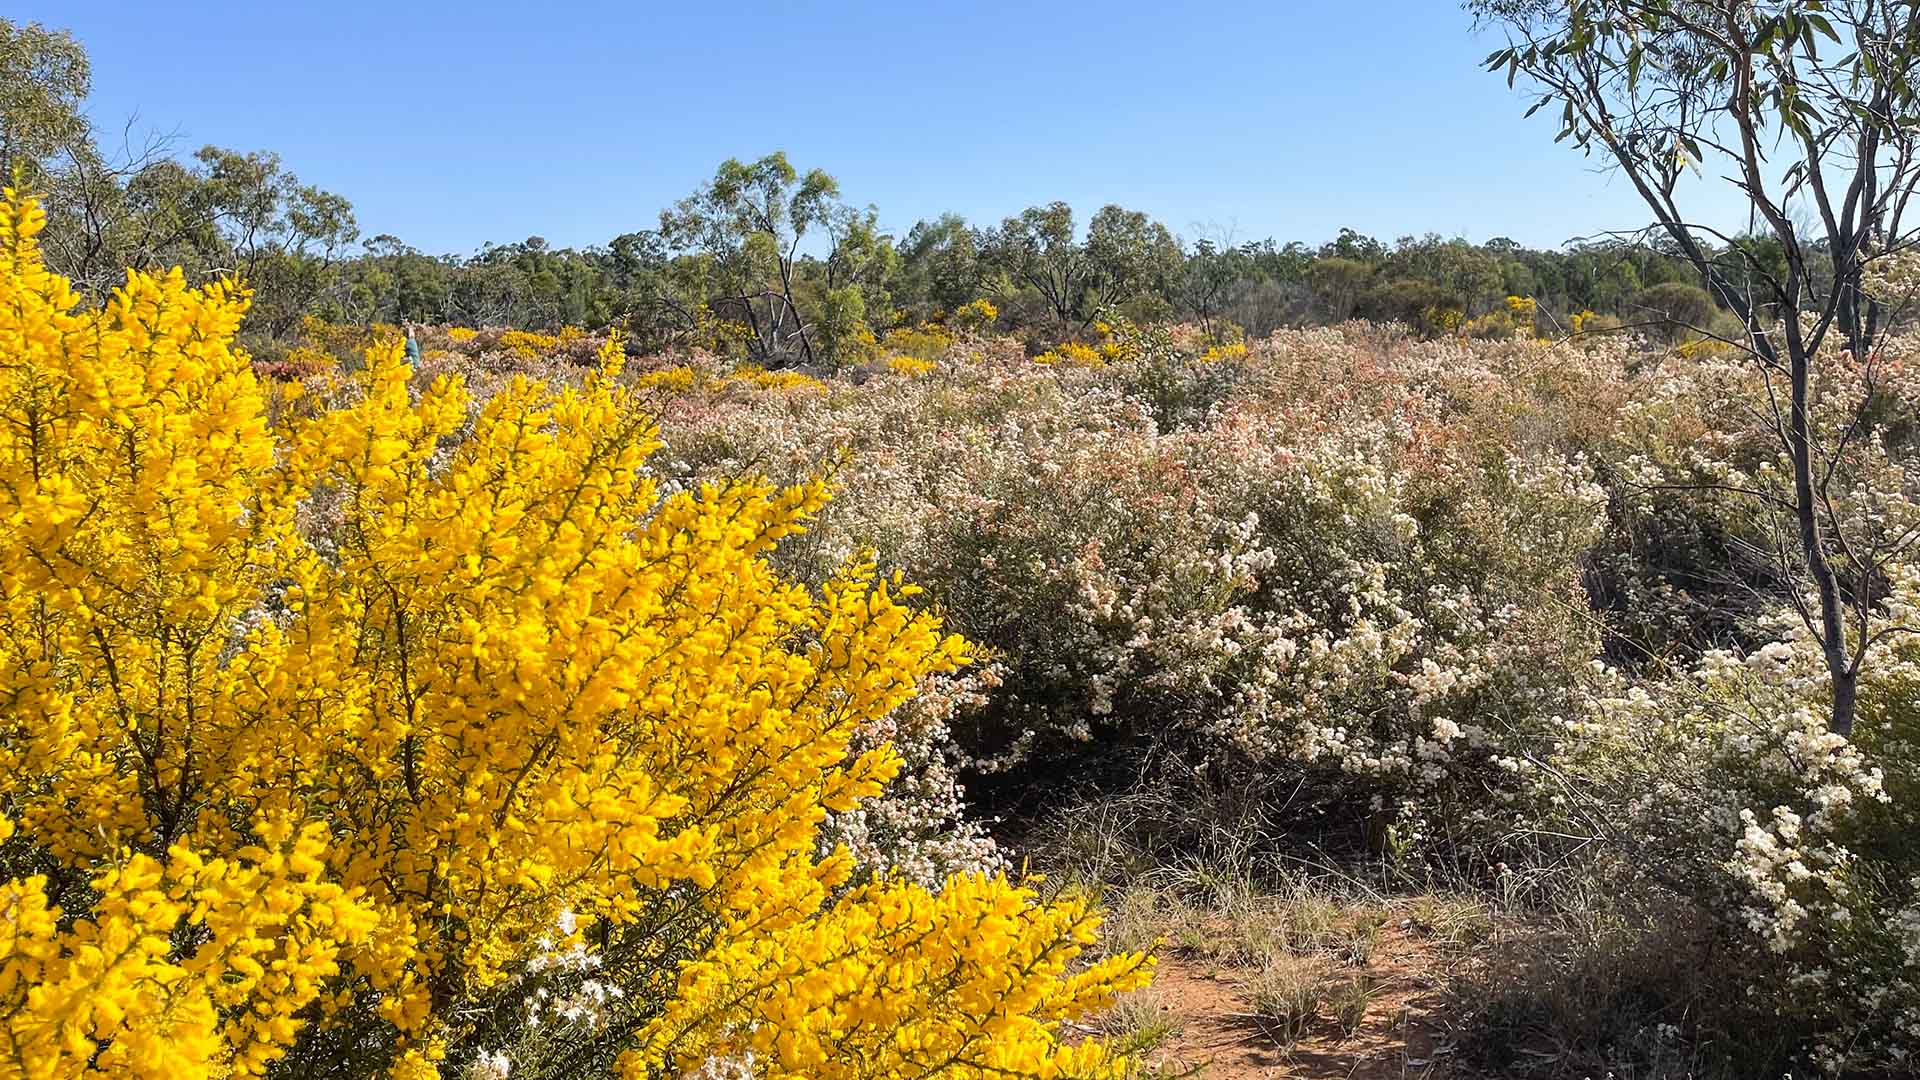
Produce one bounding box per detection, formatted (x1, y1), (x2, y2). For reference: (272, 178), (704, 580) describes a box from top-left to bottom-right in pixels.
(819, 668), (1005, 888)
(1590, 326), (1920, 666)
(1544, 588), (1920, 1072)
(633, 327), (1610, 850)
(451, 908), (634, 1080)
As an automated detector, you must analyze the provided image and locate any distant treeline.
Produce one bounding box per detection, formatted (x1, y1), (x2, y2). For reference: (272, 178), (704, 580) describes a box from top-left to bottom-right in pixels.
(10, 18), (1780, 361)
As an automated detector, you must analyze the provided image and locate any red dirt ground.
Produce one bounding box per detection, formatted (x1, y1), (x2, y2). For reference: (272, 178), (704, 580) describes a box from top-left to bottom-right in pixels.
(1127, 926), (1466, 1079)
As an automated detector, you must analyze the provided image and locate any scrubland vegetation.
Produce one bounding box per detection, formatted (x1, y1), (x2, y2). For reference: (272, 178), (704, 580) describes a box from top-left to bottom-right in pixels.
(360, 298), (1920, 1078)
(11, 3), (1920, 1079)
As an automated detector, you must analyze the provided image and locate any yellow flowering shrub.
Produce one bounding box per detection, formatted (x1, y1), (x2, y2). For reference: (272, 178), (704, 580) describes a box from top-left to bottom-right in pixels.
(1426, 305), (1466, 335)
(699, 315), (755, 356)
(284, 344), (338, 372)
(1033, 341), (1106, 368)
(632, 363), (705, 392)
(879, 324), (954, 363)
(823, 320), (882, 368)
(1088, 317), (1146, 364)
(1504, 295), (1541, 338)
(1675, 336), (1734, 359)
(730, 364), (829, 392)
(496, 328), (559, 359)
(299, 314), (377, 358)
(0, 190), (1148, 1079)
(952, 298), (997, 334)
(1460, 309), (1520, 340)
(885, 354), (936, 377)
(445, 327), (478, 344)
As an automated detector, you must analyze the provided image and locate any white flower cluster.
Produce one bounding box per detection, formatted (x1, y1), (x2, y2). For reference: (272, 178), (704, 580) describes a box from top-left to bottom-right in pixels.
(632, 325), (1614, 849)
(682, 1051), (759, 1079)
(462, 907), (633, 1078)
(1863, 249), (1920, 307)
(1562, 622), (1917, 1071)
(1732, 804), (1842, 953)
(821, 668), (1005, 887)
(464, 1050), (512, 1080)
(515, 909), (627, 1035)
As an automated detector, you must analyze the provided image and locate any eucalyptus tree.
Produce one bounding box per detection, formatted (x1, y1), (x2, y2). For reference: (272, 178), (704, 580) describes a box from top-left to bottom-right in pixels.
(896, 213), (985, 319)
(1472, 0), (1920, 735)
(0, 18), (164, 298)
(1181, 237), (1255, 343)
(987, 202), (1096, 331)
(0, 19), (88, 180)
(1084, 204), (1182, 320)
(187, 147), (360, 336)
(660, 152), (841, 366)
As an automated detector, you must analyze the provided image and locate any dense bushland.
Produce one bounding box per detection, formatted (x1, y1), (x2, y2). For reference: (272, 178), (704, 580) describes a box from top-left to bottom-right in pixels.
(352, 295), (1920, 1074)
(14, 4), (1920, 1074)
(11, 195), (1920, 1074)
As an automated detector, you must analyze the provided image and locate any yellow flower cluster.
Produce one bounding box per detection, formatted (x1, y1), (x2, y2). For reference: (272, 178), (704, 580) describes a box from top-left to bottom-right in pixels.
(885, 355), (936, 377)
(633, 363), (705, 392)
(286, 342), (338, 365)
(632, 363), (832, 398)
(495, 328), (559, 359)
(1675, 336), (1733, 359)
(0, 190), (1149, 1079)
(445, 326), (478, 343)
(698, 314), (755, 354)
(1425, 306), (1466, 334)
(1088, 319), (1145, 363)
(1033, 341), (1107, 368)
(2, 813), (376, 1079)
(1502, 296), (1545, 340)
(878, 324), (954, 363)
(299, 314), (377, 357)
(634, 874), (1145, 1078)
(732, 365), (829, 392)
(1199, 342), (1250, 364)
(951, 298), (998, 334)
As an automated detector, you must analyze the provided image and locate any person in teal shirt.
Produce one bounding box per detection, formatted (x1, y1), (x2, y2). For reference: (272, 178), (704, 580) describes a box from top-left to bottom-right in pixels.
(403, 320), (422, 366)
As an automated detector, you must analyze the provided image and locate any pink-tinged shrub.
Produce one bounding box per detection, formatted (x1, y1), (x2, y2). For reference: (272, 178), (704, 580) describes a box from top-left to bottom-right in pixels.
(633, 326), (1610, 850)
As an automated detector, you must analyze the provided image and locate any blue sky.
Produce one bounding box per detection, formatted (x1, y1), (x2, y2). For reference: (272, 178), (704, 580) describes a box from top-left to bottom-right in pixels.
(20, 1), (1748, 256)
